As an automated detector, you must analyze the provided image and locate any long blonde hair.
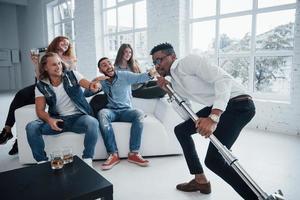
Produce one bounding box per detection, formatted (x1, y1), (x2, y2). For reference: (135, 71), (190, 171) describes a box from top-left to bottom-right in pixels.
(114, 43), (141, 73)
(38, 52), (65, 80)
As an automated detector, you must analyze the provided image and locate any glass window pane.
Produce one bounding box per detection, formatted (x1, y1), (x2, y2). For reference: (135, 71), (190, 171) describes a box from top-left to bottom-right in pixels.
(104, 9), (117, 34)
(59, 2), (72, 19)
(220, 0), (252, 14)
(137, 59), (153, 72)
(191, 0), (216, 18)
(53, 6), (61, 23)
(54, 24), (62, 37)
(219, 15), (251, 53)
(258, 0), (296, 8)
(219, 57), (249, 88)
(256, 9), (295, 51)
(191, 20), (215, 56)
(135, 1), (147, 29)
(69, 0), (75, 18)
(63, 21), (73, 40)
(104, 35), (118, 59)
(103, 0), (116, 8)
(118, 4), (133, 32)
(254, 56), (292, 96)
(71, 20), (75, 40)
(135, 31), (147, 58)
(118, 33), (133, 47)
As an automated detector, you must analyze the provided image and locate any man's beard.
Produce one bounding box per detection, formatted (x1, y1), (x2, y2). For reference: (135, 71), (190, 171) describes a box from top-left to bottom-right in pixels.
(103, 70), (115, 78)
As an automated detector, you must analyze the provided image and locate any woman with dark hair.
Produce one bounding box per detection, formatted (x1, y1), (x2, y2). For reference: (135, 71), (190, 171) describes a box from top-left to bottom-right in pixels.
(114, 43), (166, 98)
(0, 36), (76, 155)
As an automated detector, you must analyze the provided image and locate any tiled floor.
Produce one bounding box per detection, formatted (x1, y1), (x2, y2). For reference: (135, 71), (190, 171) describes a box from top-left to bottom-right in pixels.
(0, 92), (299, 200)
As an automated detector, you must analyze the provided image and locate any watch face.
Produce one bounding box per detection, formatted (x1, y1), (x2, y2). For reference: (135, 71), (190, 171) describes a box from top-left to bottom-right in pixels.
(209, 114), (219, 123)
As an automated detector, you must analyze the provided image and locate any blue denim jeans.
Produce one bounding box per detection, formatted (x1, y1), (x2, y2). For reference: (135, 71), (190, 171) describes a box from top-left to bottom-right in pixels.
(97, 108), (144, 153)
(26, 114), (99, 162)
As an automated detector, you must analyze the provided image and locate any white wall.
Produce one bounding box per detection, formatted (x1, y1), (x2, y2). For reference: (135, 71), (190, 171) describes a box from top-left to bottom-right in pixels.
(147, 0), (187, 58)
(0, 0), (48, 90)
(74, 0), (102, 80)
(0, 3), (21, 90)
(17, 0), (48, 87)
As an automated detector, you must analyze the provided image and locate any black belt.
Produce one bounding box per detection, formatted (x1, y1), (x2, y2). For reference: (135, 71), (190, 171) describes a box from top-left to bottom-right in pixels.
(229, 95), (252, 102)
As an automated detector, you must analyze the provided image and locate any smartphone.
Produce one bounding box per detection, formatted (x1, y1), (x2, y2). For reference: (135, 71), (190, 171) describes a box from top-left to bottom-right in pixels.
(57, 121), (64, 129)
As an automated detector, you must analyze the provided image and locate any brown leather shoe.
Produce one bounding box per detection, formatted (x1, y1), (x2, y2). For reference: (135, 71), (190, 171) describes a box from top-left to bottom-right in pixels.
(176, 179), (211, 194)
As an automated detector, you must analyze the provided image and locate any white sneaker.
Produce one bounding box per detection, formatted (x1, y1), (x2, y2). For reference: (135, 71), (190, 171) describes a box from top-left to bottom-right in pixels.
(83, 158), (93, 167)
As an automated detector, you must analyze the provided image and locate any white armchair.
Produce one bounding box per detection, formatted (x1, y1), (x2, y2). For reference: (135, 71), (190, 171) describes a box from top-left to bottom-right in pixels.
(15, 97), (183, 164)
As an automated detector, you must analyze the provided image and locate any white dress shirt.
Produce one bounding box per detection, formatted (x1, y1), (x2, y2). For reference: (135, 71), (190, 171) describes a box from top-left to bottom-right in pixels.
(170, 54), (246, 112)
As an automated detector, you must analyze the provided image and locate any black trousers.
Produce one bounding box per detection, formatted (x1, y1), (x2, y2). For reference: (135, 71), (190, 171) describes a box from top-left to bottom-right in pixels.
(174, 99), (257, 200)
(5, 84), (35, 127)
(89, 93), (108, 117)
(132, 80), (166, 99)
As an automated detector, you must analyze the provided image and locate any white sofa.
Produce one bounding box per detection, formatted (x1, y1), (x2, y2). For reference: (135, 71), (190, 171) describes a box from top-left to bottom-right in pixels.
(15, 97), (183, 164)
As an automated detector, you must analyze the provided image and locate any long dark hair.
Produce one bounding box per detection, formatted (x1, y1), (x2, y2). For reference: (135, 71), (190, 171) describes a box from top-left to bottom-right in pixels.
(114, 43), (141, 73)
(38, 52), (64, 80)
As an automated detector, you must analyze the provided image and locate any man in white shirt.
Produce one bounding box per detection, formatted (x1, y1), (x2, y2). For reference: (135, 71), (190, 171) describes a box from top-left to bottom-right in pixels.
(150, 43), (257, 200)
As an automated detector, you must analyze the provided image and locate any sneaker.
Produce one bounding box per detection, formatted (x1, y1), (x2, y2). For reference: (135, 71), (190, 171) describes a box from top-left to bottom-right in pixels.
(0, 128), (13, 144)
(101, 153), (120, 170)
(8, 139), (18, 155)
(127, 152), (149, 167)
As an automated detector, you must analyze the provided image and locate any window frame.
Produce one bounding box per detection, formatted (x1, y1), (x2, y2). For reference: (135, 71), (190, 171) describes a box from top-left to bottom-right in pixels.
(188, 0), (296, 101)
(46, 0), (76, 47)
(101, 0), (148, 68)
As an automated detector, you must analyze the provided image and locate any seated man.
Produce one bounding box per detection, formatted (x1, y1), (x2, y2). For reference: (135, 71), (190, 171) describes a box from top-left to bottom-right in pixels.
(91, 57), (156, 170)
(26, 52), (101, 166)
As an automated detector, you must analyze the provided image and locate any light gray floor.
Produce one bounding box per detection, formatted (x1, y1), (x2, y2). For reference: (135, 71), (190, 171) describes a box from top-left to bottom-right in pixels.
(0, 92), (299, 200)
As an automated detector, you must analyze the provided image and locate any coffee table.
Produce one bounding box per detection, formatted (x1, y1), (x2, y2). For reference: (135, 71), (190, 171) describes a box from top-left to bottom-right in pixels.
(0, 156), (113, 200)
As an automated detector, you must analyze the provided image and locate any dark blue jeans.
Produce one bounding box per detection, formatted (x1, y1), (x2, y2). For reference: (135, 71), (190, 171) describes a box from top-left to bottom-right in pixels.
(26, 114), (99, 162)
(174, 99), (257, 200)
(97, 108), (144, 154)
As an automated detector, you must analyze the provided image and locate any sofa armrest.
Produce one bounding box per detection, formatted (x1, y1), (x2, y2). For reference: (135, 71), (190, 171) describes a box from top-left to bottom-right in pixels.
(15, 104), (38, 163)
(132, 97), (158, 114)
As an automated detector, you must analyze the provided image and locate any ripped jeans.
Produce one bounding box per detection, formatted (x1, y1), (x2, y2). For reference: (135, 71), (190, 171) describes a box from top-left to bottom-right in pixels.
(97, 108), (145, 154)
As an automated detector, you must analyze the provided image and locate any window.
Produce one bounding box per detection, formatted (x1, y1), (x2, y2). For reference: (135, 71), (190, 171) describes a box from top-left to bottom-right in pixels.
(47, 0), (75, 48)
(189, 0), (296, 101)
(102, 0), (148, 70)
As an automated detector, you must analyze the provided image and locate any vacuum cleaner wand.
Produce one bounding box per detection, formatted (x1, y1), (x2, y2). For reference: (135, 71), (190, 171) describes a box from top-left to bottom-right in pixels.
(165, 84), (284, 200)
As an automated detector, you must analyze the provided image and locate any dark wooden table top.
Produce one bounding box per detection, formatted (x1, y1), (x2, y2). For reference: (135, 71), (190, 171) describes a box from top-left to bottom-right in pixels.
(0, 156), (113, 200)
